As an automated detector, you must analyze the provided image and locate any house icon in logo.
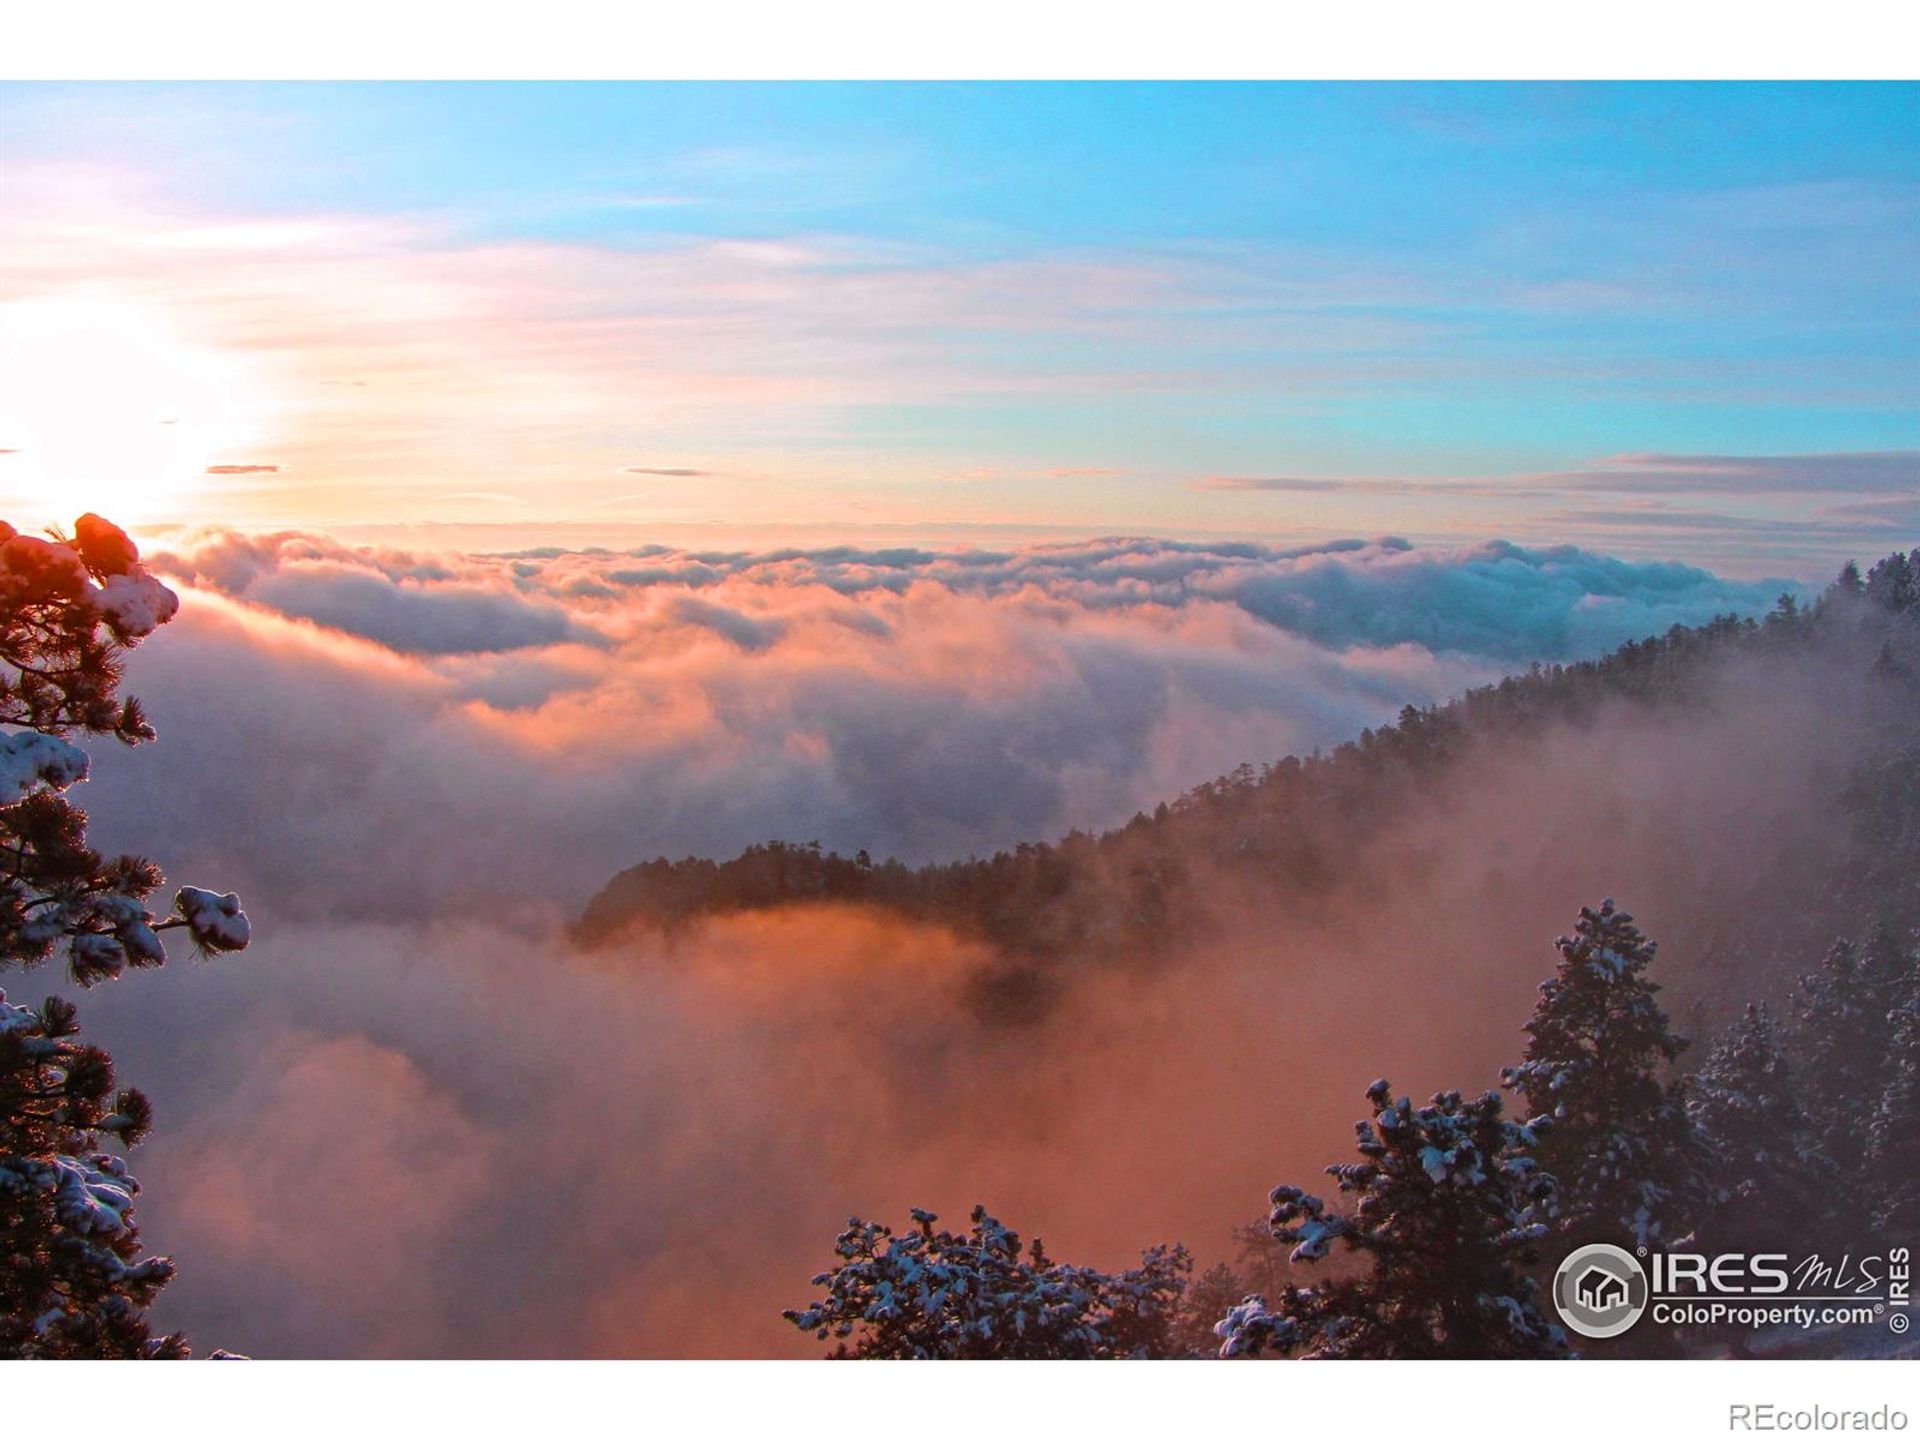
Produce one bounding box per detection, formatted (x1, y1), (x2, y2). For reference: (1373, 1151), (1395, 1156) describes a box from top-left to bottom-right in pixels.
(1575, 1265), (1629, 1312)
(1553, 1243), (1649, 1339)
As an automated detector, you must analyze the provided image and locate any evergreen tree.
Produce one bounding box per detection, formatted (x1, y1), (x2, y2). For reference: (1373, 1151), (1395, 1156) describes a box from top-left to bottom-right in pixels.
(1791, 933), (1906, 1183)
(0, 991), (178, 1357)
(783, 1205), (1191, 1359)
(1168, 1260), (1244, 1358)
(1862, 921), (1919, 1012)
(1502, 900), (1695, 1249)
(1686, 1004), (1828, 1256)
(1864, 550), (1920, 614)
(1866, 995), (1920, 1235)
(0, 516), (251, 1359)
(1215, 1080), (1567, 1359)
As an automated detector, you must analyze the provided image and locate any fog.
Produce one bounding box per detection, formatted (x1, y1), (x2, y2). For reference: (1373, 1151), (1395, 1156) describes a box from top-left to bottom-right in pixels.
(28, 528), (1877, 1357)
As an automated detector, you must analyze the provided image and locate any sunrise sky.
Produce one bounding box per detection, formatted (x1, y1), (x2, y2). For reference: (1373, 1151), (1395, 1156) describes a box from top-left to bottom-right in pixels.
(1, 81), (1914, 574)
(3, 56), (1916, 1373)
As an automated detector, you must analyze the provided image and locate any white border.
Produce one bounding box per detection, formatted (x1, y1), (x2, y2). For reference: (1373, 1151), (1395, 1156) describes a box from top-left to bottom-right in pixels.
(1, 0), (1917, 80)
(107, 1356), (1920, 1440)
(6, 5), (1913, 1431)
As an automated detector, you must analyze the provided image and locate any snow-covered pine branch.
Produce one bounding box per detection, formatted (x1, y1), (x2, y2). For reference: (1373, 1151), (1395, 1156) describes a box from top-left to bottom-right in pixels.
(1, 513), (254, 1359)
(1217, 1078), (1567, 1360)
(783, 1204), (1192, 1359)
(0, 515), (251, 986)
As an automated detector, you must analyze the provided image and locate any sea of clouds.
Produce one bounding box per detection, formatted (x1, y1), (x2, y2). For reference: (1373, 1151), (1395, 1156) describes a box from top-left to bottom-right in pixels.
(41, 528), (1826, 1357)
(82, 530), (1796, 916)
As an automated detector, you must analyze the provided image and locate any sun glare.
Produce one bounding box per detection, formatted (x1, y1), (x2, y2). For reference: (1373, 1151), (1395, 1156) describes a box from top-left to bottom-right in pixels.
(0, 298), (261, 528)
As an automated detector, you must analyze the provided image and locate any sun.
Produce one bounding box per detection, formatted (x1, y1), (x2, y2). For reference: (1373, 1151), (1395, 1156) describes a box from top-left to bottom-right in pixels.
(0, 297), (260, 529)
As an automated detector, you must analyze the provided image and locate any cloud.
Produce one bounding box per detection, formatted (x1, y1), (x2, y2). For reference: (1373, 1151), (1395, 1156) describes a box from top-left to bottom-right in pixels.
(154, 528), (1793, 666)
(1822, 494), (1920, 531)
(1187, 454), (1919, 572)
(68, 529), (1800, 941)
(1192, 474), (1532, 497)
(1545, 508), (1850, 535)
(666, 595), (787, 651)
(1, 178), (1267, 510)
(148, 533), (593, 656)
(152, 1029), (498, 1357)
(1539, 450), (1919, 495)
(1182, 539), (1793, 659)
(50, 605), (1892, 1357)
(204, 464), (281, 476)
(1198, 476), (1349, 492)
(10, 169), (1908, 545)
(1197, 451), (1919, 500)
(621, 467), (710, 478)
(243, 566), (587, 655)
(11, 515), (1889, 1358)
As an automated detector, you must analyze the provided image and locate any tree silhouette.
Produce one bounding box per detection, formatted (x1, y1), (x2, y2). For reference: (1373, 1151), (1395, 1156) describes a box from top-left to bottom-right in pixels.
(1687, 1004), (1828, 1260)
(1503, 900), (1696, 1250)
(1217, 1080), (1566, 1359)
(1867, 992), (1920, 1235)
(784, 1204), (1190, 1359)
(0, 515), (251, 1358)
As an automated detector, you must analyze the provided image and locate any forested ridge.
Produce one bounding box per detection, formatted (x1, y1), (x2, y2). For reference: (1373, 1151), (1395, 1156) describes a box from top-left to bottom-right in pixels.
(576, 549), (1920, 1003)
(746, 552), (1920, 1361)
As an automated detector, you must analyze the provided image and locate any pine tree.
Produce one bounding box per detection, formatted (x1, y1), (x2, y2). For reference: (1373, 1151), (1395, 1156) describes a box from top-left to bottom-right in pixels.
(783, 1205), (1191, 1359)
(1215, 1080), (1567, 1359)
(0, 991), (179, 1356)
(1864, 550), (1920, 614)
(1502, 899), (1696, 1249)
(0, 515), (251, 1358)
(1866, 995), (1919, 1235)
(1862, 921), (1918, 1012)
(1791, 933), (1906, 1184)
(1686, 1004), (1828, 1257)
(1168, 1260), (1244, 1358)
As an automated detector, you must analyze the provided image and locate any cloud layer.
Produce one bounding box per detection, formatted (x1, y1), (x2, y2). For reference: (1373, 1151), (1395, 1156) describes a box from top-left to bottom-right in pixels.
(155, 528), (1793, 661)
(74, 531), (1798, 924)
(53, 593), (1886, 1358)
(27, 524), (1864, 1358)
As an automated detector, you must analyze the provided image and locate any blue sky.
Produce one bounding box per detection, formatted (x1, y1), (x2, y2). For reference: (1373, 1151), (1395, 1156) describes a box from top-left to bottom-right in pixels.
(0, 82), (1914, 573)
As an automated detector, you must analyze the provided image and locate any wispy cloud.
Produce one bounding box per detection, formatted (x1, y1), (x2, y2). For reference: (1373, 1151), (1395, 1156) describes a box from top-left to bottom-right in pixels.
(1198, 452), (1920, 499)
(1543, 508), (1851, 535)
(3, 157), (1912, 561)
(1538, 451), (1919, 495)
(1199, 476), (1351, 493)
(1195, 473), (1554, 499)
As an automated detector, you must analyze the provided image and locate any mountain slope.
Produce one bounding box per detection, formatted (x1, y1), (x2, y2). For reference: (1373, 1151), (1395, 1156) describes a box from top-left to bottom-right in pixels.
(575, 552), (1920, 1028)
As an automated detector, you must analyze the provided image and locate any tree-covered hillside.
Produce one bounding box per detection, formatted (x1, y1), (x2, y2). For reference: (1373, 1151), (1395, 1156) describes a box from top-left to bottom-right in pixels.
(576, 550), (1919, 1019)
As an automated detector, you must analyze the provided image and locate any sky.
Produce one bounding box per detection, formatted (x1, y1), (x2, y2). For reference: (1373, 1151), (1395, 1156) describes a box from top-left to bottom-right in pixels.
(4, 76), (1916, 1359)
(0, 82), (1915, 574)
